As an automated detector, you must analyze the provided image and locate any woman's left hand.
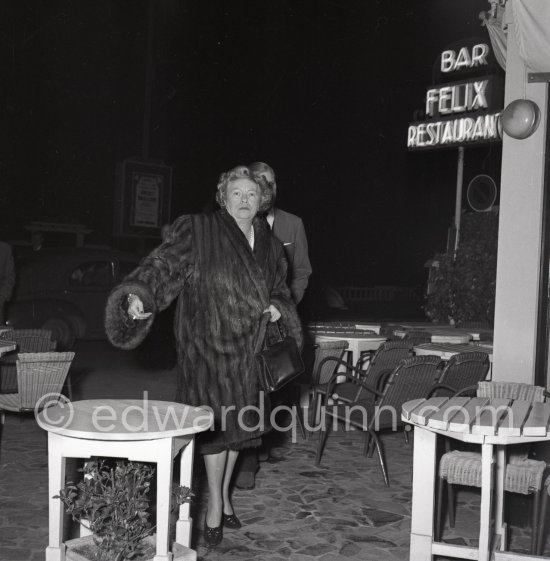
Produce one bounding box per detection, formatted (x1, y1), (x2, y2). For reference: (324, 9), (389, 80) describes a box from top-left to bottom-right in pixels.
(264, 304), (281, 322)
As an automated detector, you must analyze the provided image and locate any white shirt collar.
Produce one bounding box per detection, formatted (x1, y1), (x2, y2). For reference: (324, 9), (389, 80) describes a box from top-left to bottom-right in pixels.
(267, 210), (275, 229)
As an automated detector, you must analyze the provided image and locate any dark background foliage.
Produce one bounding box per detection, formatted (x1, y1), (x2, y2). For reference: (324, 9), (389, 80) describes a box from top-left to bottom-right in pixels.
(424, 211), (499, 325)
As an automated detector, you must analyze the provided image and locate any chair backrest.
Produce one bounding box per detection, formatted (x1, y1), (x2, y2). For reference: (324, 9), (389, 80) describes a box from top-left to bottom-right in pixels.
(373, 355), (442, 430)
(476, 381), (546, 462)
(477, 381), (546, 403)
(365, 340), (413, 385)
(436, 352), (490, 396)
(312, 341), (349, 385)
(16, 352), (75, 410)
(0, 329), (57, 352)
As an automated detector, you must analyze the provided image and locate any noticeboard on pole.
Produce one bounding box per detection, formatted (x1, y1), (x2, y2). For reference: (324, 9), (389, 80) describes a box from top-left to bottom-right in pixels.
(114, 159), (172, 238)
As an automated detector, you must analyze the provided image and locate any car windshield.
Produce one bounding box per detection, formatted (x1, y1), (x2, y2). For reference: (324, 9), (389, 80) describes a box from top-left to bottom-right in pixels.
(69, 261), (113, 287)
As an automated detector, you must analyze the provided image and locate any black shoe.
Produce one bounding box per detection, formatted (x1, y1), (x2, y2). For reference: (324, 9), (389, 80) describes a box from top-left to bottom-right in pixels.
(223, 512), (242, 529)
(204, 520), (223, 546)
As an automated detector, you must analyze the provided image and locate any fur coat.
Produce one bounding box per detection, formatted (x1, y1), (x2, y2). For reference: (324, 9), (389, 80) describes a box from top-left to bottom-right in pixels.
(105, 209), (302, 450)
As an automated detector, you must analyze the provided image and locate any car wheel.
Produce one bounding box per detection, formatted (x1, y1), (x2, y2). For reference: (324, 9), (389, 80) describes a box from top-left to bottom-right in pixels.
(42, 317), (76, 350)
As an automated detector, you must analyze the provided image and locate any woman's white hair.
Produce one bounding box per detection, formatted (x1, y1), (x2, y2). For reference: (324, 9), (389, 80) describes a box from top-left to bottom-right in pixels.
(216, 165), (273, 212)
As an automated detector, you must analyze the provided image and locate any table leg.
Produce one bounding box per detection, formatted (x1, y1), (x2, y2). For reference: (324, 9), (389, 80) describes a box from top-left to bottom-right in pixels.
(478, 443), (495, 561)
(176, 437), (195, 547)
(409, 426), (437, 561)
(494, 446), (507, 550)
(154, 438), (174, 561)
(45, 433), (66, 561)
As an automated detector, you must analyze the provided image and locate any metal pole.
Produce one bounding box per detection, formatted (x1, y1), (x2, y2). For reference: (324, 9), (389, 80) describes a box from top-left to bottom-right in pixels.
(141, 0), (155, 160)
(454, 146), (465, 252)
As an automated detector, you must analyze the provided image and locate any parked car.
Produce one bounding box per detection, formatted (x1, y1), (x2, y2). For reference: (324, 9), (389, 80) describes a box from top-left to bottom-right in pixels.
(6, 247), (140, 349)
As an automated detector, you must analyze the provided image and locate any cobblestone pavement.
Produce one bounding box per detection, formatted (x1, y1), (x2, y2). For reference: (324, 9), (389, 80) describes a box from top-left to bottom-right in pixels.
(0, 341), (540, 560)
(0, 414), (538, 561)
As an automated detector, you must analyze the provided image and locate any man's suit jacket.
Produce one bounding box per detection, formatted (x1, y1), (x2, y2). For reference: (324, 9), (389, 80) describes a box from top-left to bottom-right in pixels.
(272, 208), (312, 304)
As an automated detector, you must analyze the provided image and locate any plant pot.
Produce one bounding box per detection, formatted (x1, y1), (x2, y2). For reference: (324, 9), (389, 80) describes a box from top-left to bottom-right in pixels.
(65, 535), (196, 561)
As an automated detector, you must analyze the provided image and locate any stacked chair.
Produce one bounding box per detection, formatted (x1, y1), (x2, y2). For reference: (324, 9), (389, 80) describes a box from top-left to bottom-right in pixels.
(315, 355), (443, 486)
(0, 329), (57, 393)
(435, 381), (550, 553)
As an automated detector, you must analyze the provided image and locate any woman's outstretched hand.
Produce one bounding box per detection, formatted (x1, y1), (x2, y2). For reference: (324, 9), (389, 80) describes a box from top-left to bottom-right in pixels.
(264, 304), (281, 322)
(127, 294), (152, 320)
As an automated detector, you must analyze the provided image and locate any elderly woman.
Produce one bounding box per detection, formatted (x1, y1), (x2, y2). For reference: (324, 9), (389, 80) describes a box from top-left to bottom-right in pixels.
(105, 165), (302, 546)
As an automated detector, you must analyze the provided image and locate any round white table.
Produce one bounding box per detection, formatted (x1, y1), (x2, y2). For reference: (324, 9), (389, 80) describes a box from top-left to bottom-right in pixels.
(38, 399), (213, 561)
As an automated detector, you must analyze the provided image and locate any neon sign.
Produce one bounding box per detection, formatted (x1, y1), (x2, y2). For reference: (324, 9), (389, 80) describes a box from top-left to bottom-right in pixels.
(407, 43), (503, 150)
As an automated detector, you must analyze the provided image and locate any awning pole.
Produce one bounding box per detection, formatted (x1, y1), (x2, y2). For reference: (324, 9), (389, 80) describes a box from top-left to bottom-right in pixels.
(454, 146), (465, 253)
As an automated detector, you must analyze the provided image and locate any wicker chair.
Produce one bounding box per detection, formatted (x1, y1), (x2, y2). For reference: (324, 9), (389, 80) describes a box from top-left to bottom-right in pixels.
(0, 329), (57, 352)
(315, 355), (443, 486)
(426, 352), (490, 398)
(0, 329), (57, 394)
(307, 340), (350, 427)
(0, 352), (75, 448)
(535, 476), (550, 555)
(436, 381), (549, 553)
(331, 340), (414, 404)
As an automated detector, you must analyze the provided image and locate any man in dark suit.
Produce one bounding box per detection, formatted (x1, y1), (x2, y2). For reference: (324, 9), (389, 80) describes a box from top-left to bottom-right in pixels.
(234, 162), (312, 489)
(250, 162), (312, 305)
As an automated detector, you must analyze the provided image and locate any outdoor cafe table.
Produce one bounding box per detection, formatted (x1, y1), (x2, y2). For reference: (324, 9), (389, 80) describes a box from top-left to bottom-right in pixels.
(315, 332), (387, 365)
(0, 339), (16, 357)
(414, 342), (493, 362)
(402, 396), (550, 561)
(38, 399), (213, 561)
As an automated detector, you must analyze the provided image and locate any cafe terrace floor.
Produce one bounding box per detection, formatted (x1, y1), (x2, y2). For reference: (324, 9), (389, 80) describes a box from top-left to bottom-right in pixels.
(0, 338), (541, 561)
(0, 412), (540, 561)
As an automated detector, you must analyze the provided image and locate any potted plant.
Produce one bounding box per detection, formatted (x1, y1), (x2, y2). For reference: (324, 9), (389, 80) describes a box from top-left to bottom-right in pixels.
(56, 459), (195, 561)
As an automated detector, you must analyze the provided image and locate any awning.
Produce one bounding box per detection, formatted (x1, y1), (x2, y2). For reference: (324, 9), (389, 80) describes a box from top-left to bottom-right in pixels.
(482, 0), (550, 74)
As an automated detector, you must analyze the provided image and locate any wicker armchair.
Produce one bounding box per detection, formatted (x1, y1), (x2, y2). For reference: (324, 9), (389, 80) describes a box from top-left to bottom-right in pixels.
(315, 355), (443, 486)
(0, 352), (74, 431)
(0, 329), (57, 394)
(436, 381), (550, 553)
(307, 340), (350, 427)
(426, 351), (490, 398)
(331, 340), (414, 404)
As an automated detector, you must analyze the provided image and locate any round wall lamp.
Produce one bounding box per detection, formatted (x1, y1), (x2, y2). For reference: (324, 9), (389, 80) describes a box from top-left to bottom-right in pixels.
(500, 99), (541, 140)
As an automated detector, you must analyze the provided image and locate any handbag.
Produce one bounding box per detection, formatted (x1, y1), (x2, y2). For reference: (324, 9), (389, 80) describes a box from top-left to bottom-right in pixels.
(254, 313), (305, 393)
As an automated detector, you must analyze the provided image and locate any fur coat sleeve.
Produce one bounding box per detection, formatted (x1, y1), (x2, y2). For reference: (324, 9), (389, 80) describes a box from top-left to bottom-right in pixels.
(104, 216), (194, 349)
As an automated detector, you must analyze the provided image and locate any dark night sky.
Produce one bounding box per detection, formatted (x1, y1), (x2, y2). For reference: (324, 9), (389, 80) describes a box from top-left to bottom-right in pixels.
(3, 0), (502, 287)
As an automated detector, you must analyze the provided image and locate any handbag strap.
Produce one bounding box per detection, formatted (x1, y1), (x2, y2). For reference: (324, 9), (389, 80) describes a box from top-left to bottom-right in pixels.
(254, 313), (286, 354)
(254, 311), (272, 354)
